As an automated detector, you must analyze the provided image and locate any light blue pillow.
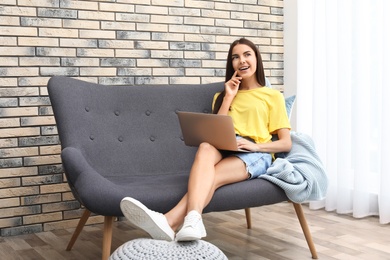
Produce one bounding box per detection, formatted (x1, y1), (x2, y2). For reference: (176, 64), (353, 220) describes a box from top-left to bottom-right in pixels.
(264, 77), (296, 119)
(284, 95), (296, 120)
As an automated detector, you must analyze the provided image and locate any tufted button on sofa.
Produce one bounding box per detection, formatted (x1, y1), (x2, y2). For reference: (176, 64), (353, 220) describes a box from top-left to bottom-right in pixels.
(47, 76), (318, 260)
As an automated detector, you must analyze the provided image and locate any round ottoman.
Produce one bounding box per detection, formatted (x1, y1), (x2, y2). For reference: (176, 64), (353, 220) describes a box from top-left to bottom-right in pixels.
(110, 238), (228, 260)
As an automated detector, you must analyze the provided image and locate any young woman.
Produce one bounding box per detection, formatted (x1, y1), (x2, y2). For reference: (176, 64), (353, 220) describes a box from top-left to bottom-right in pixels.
(120, 38), (292, 242)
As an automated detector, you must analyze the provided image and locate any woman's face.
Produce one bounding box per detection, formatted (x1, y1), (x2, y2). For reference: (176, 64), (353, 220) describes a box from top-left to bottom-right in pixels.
(231, 44), (257, 79)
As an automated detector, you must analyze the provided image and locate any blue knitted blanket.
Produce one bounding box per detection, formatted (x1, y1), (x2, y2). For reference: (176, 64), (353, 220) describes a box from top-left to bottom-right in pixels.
(260, 131), (328, 203)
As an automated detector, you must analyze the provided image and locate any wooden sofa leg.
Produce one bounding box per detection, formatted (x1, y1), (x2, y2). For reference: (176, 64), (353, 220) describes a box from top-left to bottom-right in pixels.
(66, 209), (91, 251)
(244, 208), (252, 229)
(292, 203), (318, 259)
(102, 216), (114, 260)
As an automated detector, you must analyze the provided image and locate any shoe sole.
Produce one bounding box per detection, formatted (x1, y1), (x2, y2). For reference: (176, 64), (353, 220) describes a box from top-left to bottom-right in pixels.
(175, 227), (206, 242)
(176, 232), (201, 242)
(120, 197), (173, 241)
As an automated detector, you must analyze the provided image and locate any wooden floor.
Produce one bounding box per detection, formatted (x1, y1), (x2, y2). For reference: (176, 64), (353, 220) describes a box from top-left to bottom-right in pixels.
(0, 202), (389, 260)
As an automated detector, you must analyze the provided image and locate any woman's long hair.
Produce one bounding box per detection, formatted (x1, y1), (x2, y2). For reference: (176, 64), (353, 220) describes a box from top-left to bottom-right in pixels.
(212, 38), (266, 114)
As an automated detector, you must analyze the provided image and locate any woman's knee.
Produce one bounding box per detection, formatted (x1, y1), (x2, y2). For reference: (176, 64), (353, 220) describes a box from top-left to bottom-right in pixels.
(196, 142), (220, 160)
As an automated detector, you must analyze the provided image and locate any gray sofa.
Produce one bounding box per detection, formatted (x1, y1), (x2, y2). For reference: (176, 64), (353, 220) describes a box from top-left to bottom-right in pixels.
(47, 76), (317, 259)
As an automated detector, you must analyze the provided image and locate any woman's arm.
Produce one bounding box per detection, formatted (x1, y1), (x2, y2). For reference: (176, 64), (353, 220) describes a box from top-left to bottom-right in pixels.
(237, 128), (292, 153)
(217, 71), (242, 115)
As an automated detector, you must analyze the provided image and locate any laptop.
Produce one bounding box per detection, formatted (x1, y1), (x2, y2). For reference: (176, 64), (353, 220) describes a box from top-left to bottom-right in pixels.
(177, 111), (250, 152)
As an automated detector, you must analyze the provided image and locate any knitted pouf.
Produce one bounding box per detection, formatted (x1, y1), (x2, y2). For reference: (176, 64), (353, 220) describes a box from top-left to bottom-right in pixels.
(109, 238), (228, 260)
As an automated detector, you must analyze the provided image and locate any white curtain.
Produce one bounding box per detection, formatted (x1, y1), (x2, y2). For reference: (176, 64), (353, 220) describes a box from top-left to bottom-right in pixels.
(294, 0), (390, 224)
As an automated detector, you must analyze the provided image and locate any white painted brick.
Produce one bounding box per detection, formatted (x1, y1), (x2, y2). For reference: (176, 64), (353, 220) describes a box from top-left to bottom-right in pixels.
(230, 28), (263, 37)
(0, 78), (18, 87)
(99, 40), (134, 49)
(0, 118), (20, 128)
(80, 67), (116, 76)
(151, 50), (183, 59)
(40, 67), (79, 76)
(169, 24), (200, 34)
(99, 2), (134, 12)
(18, 37), (59, 47)
(61, 58), (99, 67)
(77, 48), (114, 57)
(0, 147), (38, 158)
(78, 10), (114, 20)
(116, 49), (150, 58)
(0, 47), (35, 56)
(60, 38), (97, 48)
(214, 2), (243, 11)
(18, 77), (50, 87)
(152, 68), (184, 76)
(21, 17), (62, 27)
(202, 60), (226, 68)
(185, 68), (215, 76)
(184, 51), (214, 59)
(0, 127), (40, 138)
(136, 5), (168, 14)
(152, 0), (183, 7)
(201, 76), (225, 84)
(152, 33), (184, 42)
(0, 16), (20, 26)
(36, 47), (76, 57)
(116, 13), (149, 23)
(184, 0), (213, 9)
(231, 11), (258, 21)
(259, 13), (284, 23)
(170, 77), (200, 84)
(244, 20), (270, 30)
(24, 155), (62, 166)
(169, 7), (200, 16)
(201, 9), (229, 19)
(201, 26), (229, 35)
(118, 68), (152, 76)
(60, 0), (99, 10)
(136, 23), (168, 33)
(243, 5), (270, 14)
(184, 34), (215, 42)
(63, 19), (100, 29)
(184, 16), (214, 26)
(117, 31), (150, 40)
(0, 57), (18, 66)
(0, 67), (39, 77)
(19, 57), (60, 67)
(0, 6), (36, 16)
(137, 59), (169, 67)
(39, 28), (79, 38)
(20, 116), (56, 126)
(151, 15), (183, 24)
(19, 0), (59, 7)
(0, 26), (37, 36)
(39, 145), (61, 155)
(135, 41), (168, 50)
(0, 139), (18, 149)
(79, 30), (116, 39)
(215, 19), (243, 28)
(101, 21), (135, 31)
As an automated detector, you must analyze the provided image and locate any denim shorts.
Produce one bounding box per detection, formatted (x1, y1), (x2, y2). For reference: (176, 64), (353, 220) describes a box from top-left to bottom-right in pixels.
(222, 136), (272, 179)
(233, 151), (272, 179)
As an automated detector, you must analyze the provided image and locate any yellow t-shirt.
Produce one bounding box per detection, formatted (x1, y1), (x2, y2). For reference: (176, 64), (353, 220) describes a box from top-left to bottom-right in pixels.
(212, 87), (291, 144)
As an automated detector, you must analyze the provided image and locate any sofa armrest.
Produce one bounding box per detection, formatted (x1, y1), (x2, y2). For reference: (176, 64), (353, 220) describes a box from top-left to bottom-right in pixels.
(61, 147), (124, 215)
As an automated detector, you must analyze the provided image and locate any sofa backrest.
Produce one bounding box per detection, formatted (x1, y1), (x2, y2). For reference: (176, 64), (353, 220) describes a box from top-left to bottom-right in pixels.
(48, 76), (224, 178)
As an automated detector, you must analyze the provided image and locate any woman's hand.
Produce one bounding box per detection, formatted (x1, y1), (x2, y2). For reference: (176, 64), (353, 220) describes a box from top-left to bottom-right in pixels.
(225, 71), (242, 98)
(236, 138), (259, 152)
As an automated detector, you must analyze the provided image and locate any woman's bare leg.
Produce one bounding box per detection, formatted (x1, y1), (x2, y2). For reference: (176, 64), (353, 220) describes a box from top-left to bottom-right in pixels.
(165, 143), (248, 231)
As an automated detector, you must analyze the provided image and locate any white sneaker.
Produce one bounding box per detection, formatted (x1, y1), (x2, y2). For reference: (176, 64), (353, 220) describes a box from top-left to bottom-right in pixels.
(175, 210), (207, 241)
(120, 197), (175, 241)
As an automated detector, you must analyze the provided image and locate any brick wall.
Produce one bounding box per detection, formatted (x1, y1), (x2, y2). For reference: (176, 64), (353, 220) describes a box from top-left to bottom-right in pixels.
(0, 0), (284, 236)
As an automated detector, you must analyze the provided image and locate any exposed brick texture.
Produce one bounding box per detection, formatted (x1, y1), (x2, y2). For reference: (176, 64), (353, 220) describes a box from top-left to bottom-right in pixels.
(0, 0), (284, 236)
